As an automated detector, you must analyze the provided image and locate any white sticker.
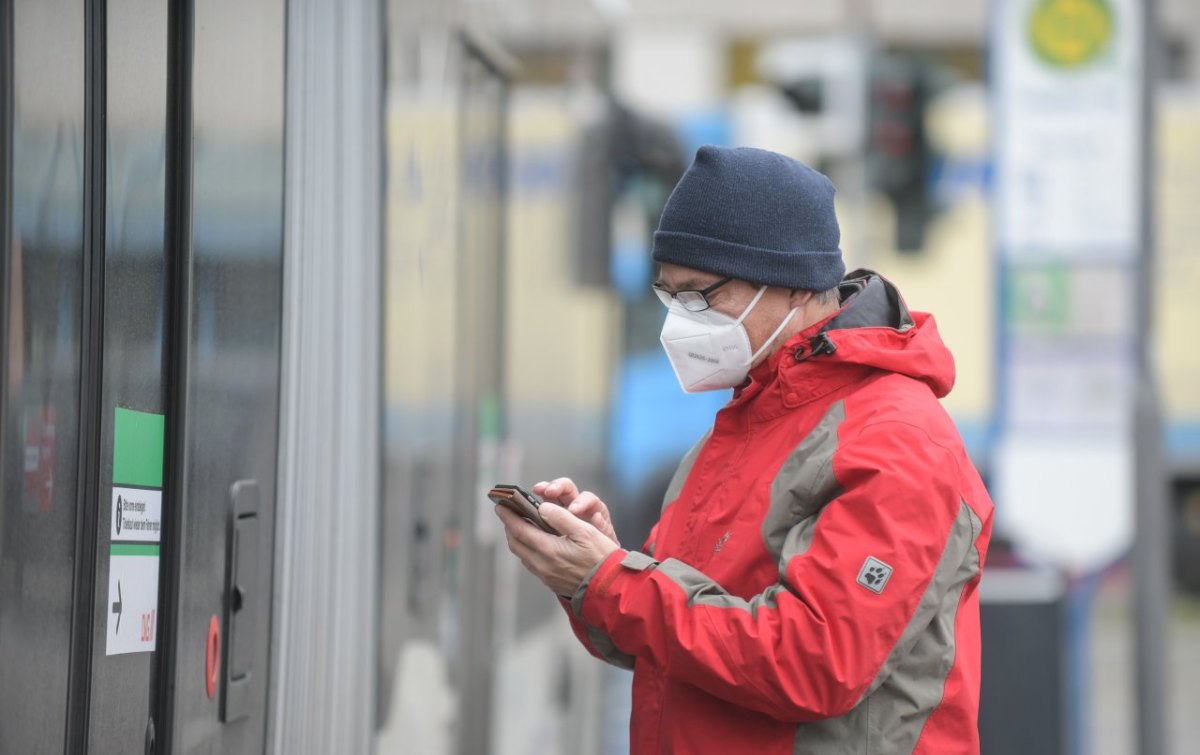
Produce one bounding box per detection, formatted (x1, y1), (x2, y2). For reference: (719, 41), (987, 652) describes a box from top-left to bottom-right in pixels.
(111, 487), (162, 543)
(857, 556), (893, 594)
(105, 548), (160, 655)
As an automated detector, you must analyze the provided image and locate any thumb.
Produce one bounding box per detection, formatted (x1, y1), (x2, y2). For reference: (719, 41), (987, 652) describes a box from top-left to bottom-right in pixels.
(539, 502), (587, 538)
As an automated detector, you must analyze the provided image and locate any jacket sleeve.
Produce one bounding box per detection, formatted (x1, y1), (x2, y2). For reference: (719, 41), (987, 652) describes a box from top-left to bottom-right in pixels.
(558, 429), (709, 668)
(569, 421), (984, 723)
(557, 520), (661, 670)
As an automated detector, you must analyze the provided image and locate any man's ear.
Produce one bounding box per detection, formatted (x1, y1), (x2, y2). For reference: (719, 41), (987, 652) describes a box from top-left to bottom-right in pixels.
(787, 288), (815, 309)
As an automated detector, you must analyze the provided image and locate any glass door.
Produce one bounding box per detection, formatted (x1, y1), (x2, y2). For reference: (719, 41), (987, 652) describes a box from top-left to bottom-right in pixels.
(0, 1), (88, 750)
(1, 2), (285, 752)
(83, 1), (172, 746)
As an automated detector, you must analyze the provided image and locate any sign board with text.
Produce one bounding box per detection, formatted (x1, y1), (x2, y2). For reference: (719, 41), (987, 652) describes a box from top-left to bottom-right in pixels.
(105, 408), (165, 655)
(992, 0), (1142, 572)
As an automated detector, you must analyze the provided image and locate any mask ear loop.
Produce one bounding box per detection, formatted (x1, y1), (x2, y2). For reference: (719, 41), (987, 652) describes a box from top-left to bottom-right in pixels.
(748, 305), (801, 365)
(732, 286), (768, 326)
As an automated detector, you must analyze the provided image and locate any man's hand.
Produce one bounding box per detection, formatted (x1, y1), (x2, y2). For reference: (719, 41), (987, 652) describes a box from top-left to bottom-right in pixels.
(496, 499), (621, 597)
(533, 477), (620, 546)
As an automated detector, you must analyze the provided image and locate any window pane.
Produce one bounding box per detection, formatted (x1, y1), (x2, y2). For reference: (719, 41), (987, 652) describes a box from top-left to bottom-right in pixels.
(0, 2), (86, 751)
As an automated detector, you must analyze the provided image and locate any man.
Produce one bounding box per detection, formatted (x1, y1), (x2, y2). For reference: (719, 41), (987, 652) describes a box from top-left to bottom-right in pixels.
(496, 145), (993, 754)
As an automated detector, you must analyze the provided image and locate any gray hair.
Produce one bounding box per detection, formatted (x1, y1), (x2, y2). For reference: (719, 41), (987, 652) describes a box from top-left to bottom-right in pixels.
(792, 287), (841, 306)
(814, 287), (840, 306)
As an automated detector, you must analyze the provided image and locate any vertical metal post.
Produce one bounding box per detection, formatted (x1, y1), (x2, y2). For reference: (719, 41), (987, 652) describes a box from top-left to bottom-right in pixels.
(840, 0), (872, 271)
(66, 0), (108, 749)
(272, 0), (381, 750)
(152, 0), (194, 750)
(0, 0), (12, 470)
(1133, 0), (1168, 753)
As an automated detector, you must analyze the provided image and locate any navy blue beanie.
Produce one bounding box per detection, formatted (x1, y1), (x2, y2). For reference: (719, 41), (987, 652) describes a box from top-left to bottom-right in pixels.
(652, 146), (845, 291)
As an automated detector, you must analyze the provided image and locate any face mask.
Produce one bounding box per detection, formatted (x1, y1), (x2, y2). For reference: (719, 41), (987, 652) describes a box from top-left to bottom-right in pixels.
(660, 286), (800, 393)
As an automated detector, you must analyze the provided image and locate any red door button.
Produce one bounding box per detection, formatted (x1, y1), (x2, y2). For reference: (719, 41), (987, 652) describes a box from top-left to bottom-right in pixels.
(206, 615), (220, 699)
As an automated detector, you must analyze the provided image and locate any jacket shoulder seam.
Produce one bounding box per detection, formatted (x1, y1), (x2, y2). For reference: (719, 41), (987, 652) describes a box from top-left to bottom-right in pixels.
(847, 418), (963, 475)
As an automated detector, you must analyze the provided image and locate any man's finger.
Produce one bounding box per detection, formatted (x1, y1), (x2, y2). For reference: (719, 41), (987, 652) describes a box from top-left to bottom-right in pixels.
(538, 501), (594, 542)
(504, 531), (542, 569)
(496, 505), (540, 545)
(497, 509), (549, 563)
(542, 477), (580, 505)
(495, 503), (524, 529)
(567, 491), (600, 517)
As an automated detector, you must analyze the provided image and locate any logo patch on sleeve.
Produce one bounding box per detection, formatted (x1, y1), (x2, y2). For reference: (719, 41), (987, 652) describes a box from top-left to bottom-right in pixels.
(857, 557), (893, 594)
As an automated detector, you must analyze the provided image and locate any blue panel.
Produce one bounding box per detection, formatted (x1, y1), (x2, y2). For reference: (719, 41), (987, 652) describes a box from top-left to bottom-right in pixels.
(608, 349), (729, 499)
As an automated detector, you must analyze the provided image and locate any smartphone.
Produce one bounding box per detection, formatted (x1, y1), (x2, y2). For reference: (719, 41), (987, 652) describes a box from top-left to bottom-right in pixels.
(488, 483), (560, 536)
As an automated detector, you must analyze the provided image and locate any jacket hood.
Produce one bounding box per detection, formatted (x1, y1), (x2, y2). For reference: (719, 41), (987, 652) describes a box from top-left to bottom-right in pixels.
(759, 269), (956, 399)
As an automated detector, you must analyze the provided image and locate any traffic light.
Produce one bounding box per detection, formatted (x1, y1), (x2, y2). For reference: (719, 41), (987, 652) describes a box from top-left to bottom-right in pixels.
(867, 53), (935, 252)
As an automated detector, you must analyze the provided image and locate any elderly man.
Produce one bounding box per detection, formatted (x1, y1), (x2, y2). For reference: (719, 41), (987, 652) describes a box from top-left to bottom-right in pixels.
(496, 145), (993, 755)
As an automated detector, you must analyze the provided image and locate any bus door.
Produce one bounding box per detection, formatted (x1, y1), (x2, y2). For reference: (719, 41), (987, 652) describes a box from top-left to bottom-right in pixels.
(0, 1), (285, 752)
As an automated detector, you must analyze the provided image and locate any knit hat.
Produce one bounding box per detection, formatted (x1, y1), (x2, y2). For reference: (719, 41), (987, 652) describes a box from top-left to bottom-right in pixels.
(651, 145), (845, 291)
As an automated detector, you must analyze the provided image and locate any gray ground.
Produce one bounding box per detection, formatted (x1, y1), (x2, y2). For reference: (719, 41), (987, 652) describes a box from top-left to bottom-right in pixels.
(1090, 573), (1200, 755)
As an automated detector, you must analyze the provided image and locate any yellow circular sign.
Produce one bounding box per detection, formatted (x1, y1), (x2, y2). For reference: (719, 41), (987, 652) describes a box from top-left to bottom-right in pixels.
(1028, 0), (1113, 69)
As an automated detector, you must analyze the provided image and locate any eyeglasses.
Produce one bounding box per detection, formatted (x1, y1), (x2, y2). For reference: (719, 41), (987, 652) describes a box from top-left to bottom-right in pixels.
(651, 277), (733, 312)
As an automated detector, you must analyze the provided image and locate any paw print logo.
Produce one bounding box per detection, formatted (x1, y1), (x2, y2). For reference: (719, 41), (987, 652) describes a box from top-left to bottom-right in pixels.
(862, 565), (887, 586)
(856, 557), (893, 594)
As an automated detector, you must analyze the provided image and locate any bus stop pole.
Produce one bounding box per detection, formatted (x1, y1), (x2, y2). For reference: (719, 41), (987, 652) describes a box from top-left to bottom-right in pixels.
(1133, 0), (1169, 752)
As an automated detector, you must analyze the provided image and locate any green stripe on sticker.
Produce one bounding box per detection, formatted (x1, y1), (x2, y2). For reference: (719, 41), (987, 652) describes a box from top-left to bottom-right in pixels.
(113, 408), (165, 488)
(110, 543), (160, 557)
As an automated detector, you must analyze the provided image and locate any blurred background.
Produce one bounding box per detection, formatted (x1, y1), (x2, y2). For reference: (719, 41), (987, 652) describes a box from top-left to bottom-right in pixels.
(1, 0), (1198, 753)
(385, 1), (1200, 754)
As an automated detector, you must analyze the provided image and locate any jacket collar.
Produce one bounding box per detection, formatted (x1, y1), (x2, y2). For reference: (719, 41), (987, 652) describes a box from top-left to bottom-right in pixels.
(730, 269), (915, 422)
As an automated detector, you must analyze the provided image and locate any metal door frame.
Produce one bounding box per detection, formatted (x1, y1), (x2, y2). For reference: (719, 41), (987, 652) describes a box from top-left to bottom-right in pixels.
(269, 0), (382, 750)
(151, 0), (195, 750)
(454, 30), (513, 755)
(58, 1), (192, 749)
(0, 0), (12, 497)
(65, 0), (110, 747)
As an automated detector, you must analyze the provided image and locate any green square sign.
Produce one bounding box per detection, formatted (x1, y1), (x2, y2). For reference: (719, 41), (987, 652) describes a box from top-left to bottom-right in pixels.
(113, 408), (165, 489)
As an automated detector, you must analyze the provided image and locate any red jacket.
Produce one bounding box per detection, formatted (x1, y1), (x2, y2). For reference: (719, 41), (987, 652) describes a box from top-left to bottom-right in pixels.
(566, 271), (993, 754)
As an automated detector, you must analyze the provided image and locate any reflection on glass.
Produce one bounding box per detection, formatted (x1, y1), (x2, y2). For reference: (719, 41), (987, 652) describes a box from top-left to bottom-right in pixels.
(84, 0), (168, 750)
(378, 25), (511, 749)
(167, 0), (285, 746)
(0, 2), (85, 752)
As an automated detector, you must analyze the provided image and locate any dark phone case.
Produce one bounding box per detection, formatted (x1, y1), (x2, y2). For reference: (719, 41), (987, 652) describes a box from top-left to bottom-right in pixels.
(488, 484), (560, 535)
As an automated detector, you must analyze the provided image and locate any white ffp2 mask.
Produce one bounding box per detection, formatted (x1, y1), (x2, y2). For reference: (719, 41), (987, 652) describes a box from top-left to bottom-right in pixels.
(659, 286), (799, 393)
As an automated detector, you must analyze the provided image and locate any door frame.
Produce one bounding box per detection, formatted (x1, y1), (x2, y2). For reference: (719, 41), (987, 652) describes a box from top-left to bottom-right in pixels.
(150, 0), (195, 750)
(64, 0), (110, 747)
(60, 1), (194, 750)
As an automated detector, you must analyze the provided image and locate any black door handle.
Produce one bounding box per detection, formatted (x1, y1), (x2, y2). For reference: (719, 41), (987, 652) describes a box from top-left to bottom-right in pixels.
(221, 479), (259, 723)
